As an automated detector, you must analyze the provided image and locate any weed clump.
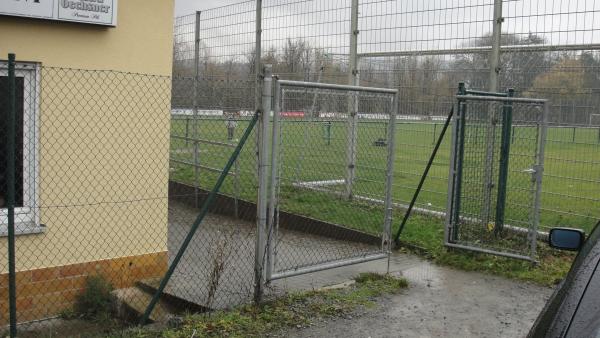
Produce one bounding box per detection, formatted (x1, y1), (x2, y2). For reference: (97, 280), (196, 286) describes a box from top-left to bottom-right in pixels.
(74, 275), (114, 320)
(101, 273), (407, 338)
(355, 272), (409, 290)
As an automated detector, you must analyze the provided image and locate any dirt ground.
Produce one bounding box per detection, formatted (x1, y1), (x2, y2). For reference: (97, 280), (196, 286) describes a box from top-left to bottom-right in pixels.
(9, 205), (554, 337)
(282, 261), (553, 338)
(167, 203), (553, 337)
(165, 201), (380, 309)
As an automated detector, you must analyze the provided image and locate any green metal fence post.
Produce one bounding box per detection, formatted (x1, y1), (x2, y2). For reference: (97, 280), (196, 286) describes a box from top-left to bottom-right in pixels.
(494, 88), (514, 235)
(7, 53), (18, 338)
(452, 83), (467, 240)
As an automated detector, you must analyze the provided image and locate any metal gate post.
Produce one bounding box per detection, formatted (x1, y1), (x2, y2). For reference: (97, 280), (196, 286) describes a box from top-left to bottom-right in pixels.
(266, 77), (281, 282)
(530, 103), (548, 260)
(254, 0), (262, 110)
(382, 92), (398, 250)
(445, 102), (459, 244)
(481, 0), (504, 227)
(7, 53), (18, 338)
(481, 111), (498, 228)
(345, 0), (359, 200)
(451, 83), (467, 241)
(253, 0), (264, 302)
(494, 89), (514, 235)
(253, 0), (263, 187)
(489, 0), (503, 92)
(255, 65), (272, 303)
(193, 11), (201, 207)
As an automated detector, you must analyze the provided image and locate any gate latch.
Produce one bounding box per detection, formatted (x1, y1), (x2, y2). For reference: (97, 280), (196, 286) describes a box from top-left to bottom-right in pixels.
(522, 168), (536, 175)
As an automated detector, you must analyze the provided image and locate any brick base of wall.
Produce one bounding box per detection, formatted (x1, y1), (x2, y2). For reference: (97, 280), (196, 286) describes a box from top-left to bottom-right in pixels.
(0, 251), (168, 324)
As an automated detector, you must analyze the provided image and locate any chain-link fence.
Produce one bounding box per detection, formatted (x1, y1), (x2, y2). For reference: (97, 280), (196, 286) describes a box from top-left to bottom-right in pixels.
(1, 63), (170, 328)
(4, 0), (600, 335)
(1, 57), (401, 335)
(0, 59), (265, 335)
(266, 80), (397, 280)
(446, 93), (548, 261)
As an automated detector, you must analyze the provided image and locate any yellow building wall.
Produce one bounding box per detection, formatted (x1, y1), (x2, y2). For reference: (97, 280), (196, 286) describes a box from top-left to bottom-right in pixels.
(0, 0), (174, 274)
(0, 0), (174, 76)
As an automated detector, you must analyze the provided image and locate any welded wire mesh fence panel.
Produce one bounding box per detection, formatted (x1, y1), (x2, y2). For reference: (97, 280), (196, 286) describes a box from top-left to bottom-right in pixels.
(261, 0), (351, 84)
(0, 63), (262, 335)
(447, 97), (546, 260)
(172, 2), (257, 110)
(170, 2), (259, 206)
(166, 120), (259, 314)
(500, 49), (600, 232)
(420, 49), (600, 233)
(171, 0), (600, 241)
(167, 3), (264, 321)
(269, 83), (395, 278)
(498, 0), (600, 231)
(353, 0), (600, 234)
(170, 115), (258, 203)
(168, 69), (259, 312)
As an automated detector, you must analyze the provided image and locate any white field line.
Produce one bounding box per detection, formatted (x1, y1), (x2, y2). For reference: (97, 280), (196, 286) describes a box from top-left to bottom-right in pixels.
(292, 179), (549, 241)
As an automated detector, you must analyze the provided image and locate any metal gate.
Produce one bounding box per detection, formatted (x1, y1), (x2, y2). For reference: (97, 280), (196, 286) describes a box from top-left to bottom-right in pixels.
(445, 86), (548, 262)
(265, 79), (398, 281)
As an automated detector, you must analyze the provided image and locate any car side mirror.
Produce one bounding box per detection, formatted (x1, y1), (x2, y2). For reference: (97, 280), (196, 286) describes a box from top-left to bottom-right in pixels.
(549, 228), (585, 251)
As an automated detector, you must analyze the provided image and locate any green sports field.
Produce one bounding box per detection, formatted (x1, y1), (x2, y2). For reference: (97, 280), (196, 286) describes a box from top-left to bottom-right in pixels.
(169, 117), (600, 234)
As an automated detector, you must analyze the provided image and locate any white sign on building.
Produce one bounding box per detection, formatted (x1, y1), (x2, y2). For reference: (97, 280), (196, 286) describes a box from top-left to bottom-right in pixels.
(0, 0), (118, 26)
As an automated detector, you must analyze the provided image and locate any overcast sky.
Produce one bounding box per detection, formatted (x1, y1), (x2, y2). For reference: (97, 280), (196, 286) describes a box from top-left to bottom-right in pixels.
(174, 0), (242, 17)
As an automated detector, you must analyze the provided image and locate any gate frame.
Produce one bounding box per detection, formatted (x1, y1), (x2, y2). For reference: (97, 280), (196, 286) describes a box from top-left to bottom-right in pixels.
(265, 79), (398, 282)
(444, 92), (549, 262)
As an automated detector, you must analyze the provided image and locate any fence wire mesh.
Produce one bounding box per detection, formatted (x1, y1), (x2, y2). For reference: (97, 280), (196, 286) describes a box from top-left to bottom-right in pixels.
(170, 0), (600, 234)
(5, 0), (600, 334)
(0, 63), (262, 334)
(356, 0), (600, 233)
(447, 97), (547, 260)
(268, 83), (396, 278)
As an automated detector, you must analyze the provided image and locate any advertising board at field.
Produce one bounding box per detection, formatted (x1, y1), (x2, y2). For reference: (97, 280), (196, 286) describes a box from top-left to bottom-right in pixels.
(0, 0), (118, 26)
(171, 109), (224, 117)
(281, 111), (304, 118)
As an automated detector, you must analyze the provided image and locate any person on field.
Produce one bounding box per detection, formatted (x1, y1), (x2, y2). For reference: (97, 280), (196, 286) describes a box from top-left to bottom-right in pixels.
(226, 115), (237, 141)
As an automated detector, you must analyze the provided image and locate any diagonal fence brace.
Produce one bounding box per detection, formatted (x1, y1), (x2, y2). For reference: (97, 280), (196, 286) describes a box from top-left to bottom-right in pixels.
(140, 113), (259, 325)
(393, 106), (454, 245)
